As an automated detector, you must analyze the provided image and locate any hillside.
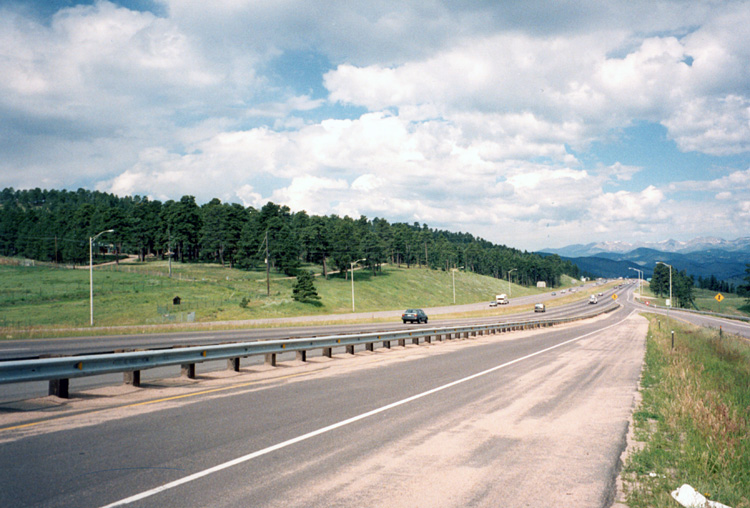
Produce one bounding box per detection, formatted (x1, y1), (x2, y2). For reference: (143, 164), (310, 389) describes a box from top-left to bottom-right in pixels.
(0, 259), (553, 334)
(0, 187), (580, 289)
(541, 243), (750, 285)
(556, 256), (643, 280)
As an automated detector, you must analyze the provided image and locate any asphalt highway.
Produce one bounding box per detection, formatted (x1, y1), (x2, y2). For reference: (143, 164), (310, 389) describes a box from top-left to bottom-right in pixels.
(0, 285), (613, 361)
(626, 289), (750, 340)
(1, 292), (646, 508)
(0, 286), (620, 402)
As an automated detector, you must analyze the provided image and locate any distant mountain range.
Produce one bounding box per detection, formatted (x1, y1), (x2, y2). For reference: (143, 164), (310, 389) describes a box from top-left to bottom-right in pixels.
(542, 237), (750, 257)
(539, 237), (750, 284)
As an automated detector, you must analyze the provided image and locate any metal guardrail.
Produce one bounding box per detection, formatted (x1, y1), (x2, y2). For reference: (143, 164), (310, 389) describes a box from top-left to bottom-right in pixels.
(639, 301), (750, 323)
(0, 304), (620, 398)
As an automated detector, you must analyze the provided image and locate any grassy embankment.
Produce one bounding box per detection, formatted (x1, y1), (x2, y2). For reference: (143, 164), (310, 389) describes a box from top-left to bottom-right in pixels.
(0, 258), (579, 338)
(621, 314), (749, 508)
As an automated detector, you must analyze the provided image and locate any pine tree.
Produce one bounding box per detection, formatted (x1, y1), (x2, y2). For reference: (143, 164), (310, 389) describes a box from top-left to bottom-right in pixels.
(292, 271), (321, 304)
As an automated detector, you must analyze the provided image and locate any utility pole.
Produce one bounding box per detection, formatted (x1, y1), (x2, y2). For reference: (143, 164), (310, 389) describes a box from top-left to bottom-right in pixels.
(168, 226), (172, 277)
(265, 231), (270, 297)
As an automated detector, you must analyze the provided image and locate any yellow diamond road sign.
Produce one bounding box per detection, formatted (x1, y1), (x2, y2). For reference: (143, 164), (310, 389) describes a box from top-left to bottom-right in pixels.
(715, 293), (724, 302)
(612, 294), (618, 300)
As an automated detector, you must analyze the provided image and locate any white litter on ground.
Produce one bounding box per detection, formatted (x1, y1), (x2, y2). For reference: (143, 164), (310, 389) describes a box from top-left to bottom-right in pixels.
(671, 484), (732, 508)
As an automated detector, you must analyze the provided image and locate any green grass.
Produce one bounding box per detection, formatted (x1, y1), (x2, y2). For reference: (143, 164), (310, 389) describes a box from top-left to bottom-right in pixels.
(622, 314), (750, 508)
(0, 258), (571, 337)
(692, 288), (750, 317)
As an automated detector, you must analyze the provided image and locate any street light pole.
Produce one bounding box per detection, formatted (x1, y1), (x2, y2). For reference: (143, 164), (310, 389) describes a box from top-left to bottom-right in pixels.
(656, 261), (673, 341)
(90, 229), (114, 326)
(659, 262), (672, 310)
(628, 267), (643, 300)
(452, 266), (464, 304)
(351, 258), (366, 312)
(508, 268), (517, 297)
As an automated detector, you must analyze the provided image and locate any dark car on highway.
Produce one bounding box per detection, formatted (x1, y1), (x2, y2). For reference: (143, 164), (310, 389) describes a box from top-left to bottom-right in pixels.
(402, 308), (428, 324)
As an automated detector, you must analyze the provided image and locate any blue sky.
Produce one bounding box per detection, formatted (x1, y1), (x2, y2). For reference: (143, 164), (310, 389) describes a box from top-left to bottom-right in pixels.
(1, 0), (749, 251)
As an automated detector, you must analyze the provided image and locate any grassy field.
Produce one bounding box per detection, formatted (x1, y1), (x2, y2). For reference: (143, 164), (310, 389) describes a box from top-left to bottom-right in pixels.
(692, 288), (750, 316)
(622, 314), (750, 508)
(0, 257), (567, 337)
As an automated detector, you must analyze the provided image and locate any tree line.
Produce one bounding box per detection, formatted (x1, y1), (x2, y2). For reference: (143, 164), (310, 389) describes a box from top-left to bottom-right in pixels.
(696, 274), (740, 295)
(650, 263), (695, 308)
(0, 187), (580, 287)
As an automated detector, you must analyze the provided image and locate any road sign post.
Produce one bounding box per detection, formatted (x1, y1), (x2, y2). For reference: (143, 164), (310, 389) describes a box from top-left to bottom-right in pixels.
(715, 293), (724, 313)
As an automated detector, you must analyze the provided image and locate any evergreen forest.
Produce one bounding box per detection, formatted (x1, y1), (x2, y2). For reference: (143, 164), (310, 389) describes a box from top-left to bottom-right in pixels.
(0, 187), (580, 287)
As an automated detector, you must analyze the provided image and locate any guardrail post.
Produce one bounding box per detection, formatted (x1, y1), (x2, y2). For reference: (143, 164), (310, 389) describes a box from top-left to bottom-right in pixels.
(296, 350), (307, 362)
(323, 348), (332, 358)
(383, 340), (391, 349)
(412, 337), (419, 345)
(227, 358), (240, 372)
(181, 363), (196, 379)
(49, 379), (69, 398)
(124, 370), (141, 386)
(366, 343), (374, 352)
(265, 353), (276, 366)
(398, 339), (406, 347)
(346, 345), (355, 355)
(425, 335), (432, 344)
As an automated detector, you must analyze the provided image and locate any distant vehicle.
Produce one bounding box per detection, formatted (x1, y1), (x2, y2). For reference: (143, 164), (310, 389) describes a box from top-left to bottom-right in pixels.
(402, 308), (428, 324)
(551, 292), (557, 296)
(560, 289), (567, 294)
(489, 300), (498, 307)
(534, 303), (546, 312)
(598, 292), (604, 296)
(496, 294), (509, 305)
(589, 295), (598, 304)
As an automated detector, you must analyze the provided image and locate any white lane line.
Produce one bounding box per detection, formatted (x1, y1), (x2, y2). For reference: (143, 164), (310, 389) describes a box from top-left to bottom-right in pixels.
(100, 311), (636, 508)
